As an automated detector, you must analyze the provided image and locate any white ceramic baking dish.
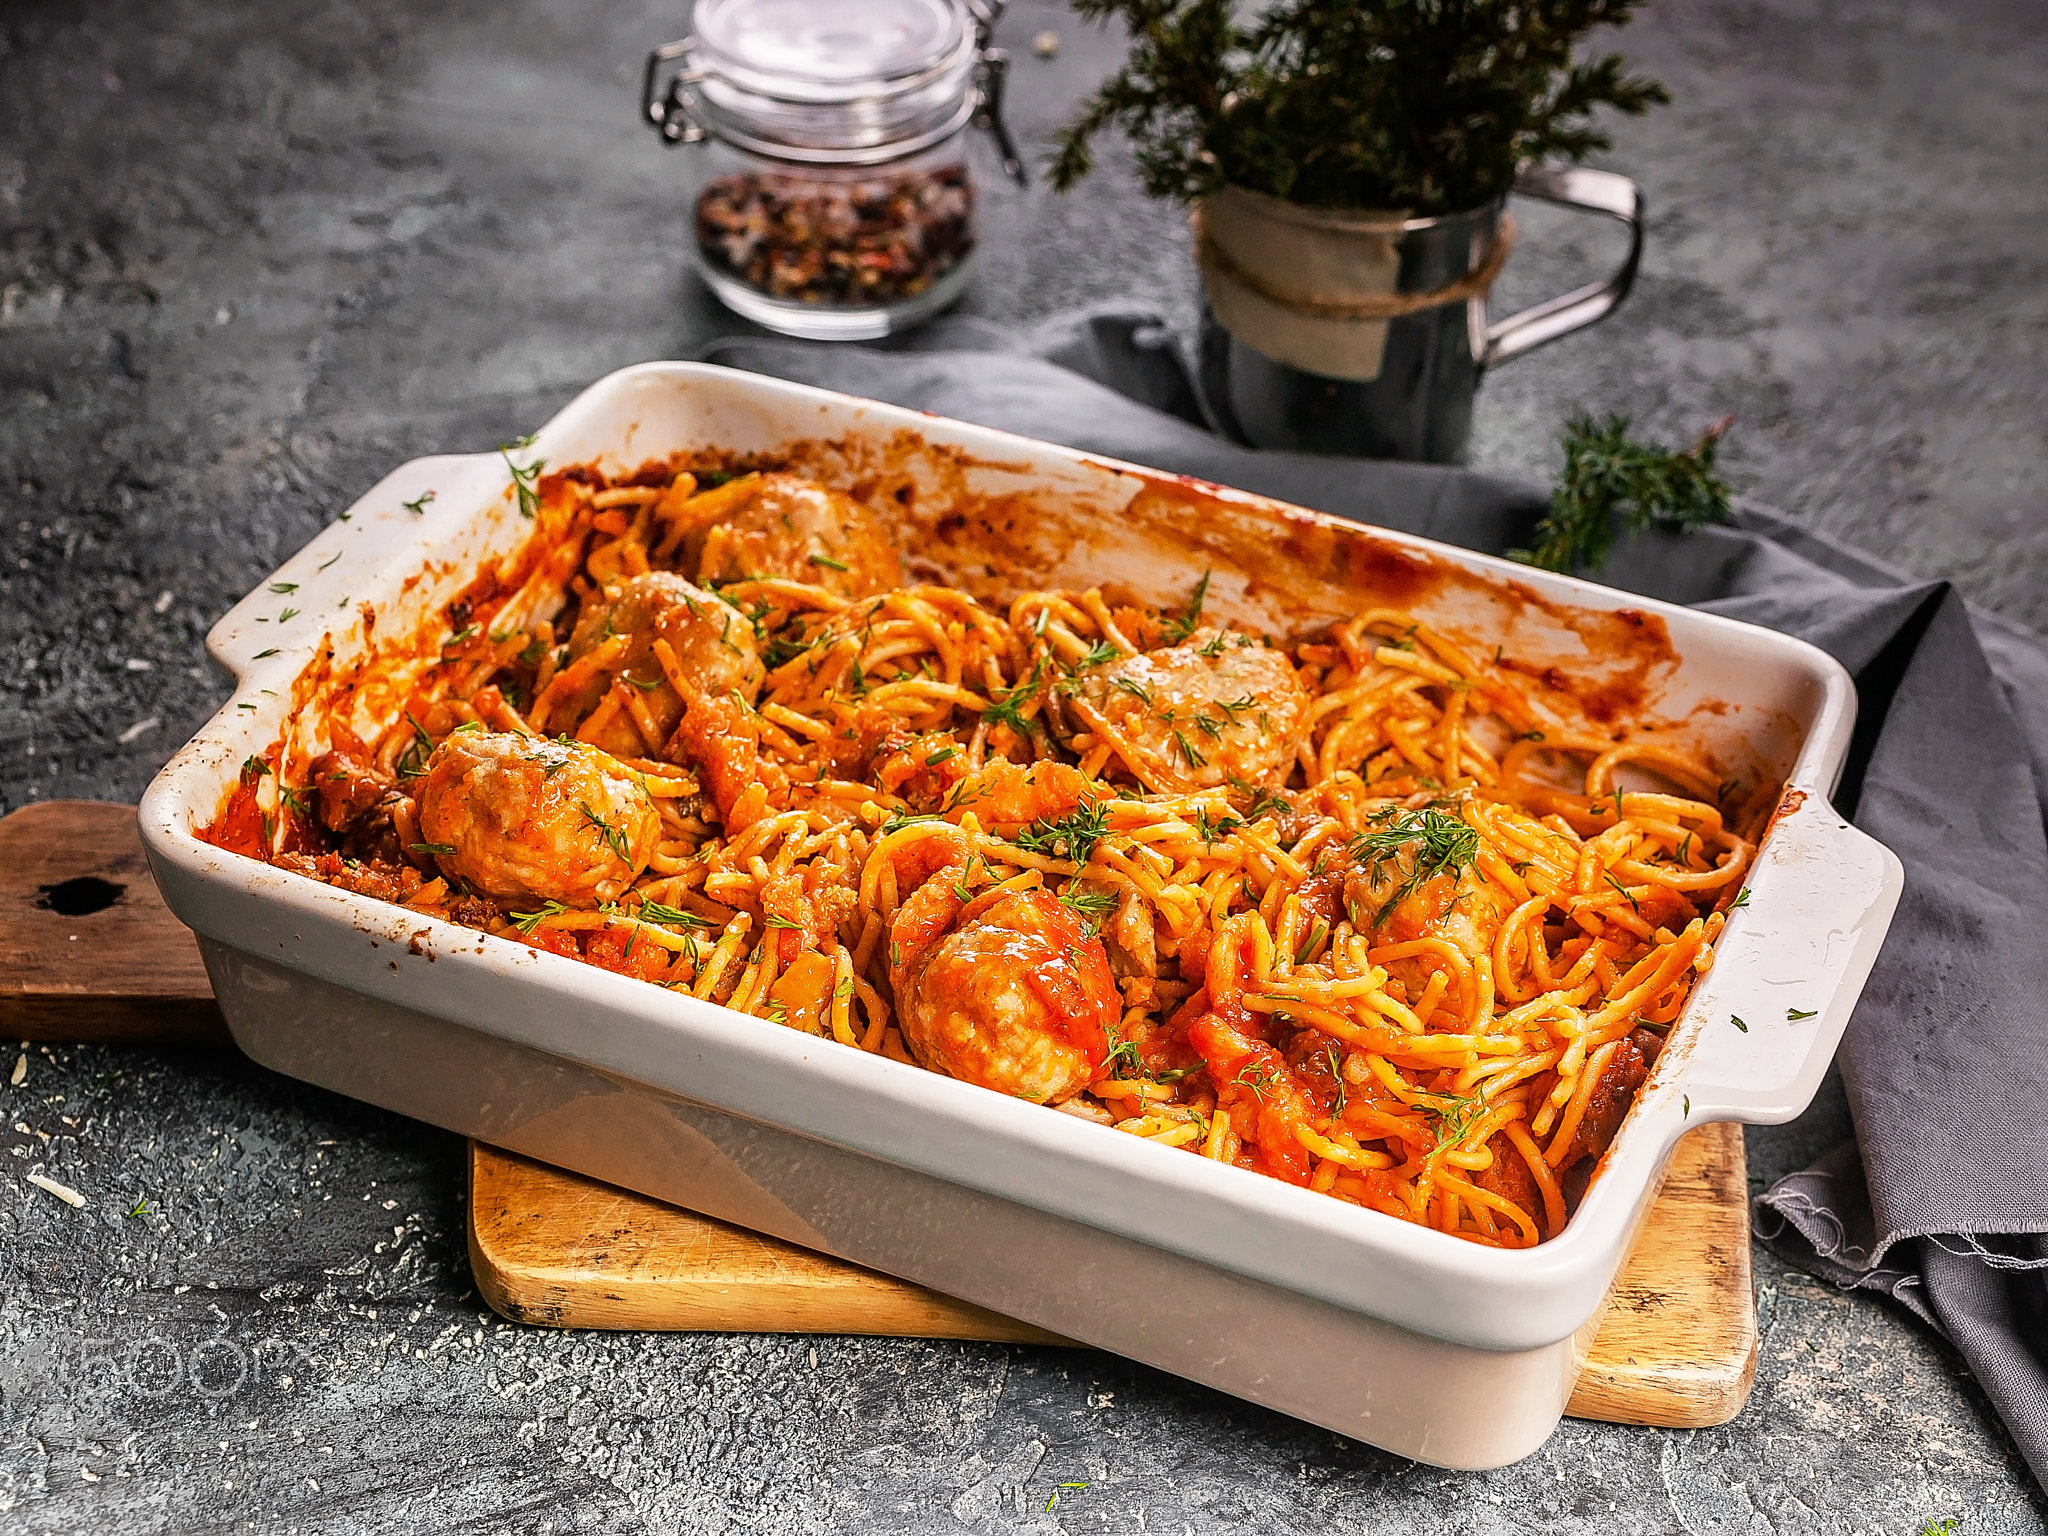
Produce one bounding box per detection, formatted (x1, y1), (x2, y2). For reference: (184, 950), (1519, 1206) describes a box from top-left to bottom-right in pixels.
(138, 362), (1902, 1470)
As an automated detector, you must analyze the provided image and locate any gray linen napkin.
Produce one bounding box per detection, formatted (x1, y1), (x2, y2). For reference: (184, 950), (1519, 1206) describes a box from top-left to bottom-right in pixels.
(699, 307), (2048, 1484)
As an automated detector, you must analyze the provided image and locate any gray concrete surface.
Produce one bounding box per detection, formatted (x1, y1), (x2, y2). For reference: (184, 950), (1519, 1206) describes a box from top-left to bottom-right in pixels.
(1, 0), (2043, 1531)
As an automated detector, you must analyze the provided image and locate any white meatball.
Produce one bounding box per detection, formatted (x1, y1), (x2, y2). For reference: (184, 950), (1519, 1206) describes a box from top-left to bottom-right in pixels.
(416, 731), (658, 908)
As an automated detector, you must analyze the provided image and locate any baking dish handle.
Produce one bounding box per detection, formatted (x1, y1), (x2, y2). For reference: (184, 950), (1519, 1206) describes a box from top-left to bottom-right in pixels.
(205, 454), (491, 682)
(1676, 787), (1904, 1125)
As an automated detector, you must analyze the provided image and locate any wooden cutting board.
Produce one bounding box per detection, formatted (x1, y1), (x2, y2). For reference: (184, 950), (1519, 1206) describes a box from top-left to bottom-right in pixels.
(0, 800), (226, 1043)
(6, 800), (1759, 1430)
(467, 1124), (1755, 1427)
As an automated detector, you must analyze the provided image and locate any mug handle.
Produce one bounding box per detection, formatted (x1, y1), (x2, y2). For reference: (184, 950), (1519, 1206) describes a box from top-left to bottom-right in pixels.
(1479, 165), (1643, 369)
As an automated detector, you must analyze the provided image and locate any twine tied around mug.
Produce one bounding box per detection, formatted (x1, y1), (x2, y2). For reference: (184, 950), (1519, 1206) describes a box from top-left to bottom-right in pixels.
(1189, 207), (1518, 321)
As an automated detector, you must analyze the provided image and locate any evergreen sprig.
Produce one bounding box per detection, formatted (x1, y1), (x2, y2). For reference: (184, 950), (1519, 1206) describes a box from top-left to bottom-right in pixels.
(1518, 413), (1735, 573)
(1050, 0), (1668, 217)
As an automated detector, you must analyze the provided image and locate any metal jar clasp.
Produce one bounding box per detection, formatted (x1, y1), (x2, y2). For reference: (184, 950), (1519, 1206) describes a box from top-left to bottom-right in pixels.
(641, 37), (707, 146)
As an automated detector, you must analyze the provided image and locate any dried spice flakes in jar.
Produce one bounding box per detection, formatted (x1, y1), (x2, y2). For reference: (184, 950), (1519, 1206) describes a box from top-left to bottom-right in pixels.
(696, 167), (976, 309)
(643, 0), (1023, 338)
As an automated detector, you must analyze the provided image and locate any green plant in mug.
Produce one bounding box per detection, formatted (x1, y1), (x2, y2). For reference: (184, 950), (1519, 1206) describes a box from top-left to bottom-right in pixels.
(1049, 0), (1668, 216)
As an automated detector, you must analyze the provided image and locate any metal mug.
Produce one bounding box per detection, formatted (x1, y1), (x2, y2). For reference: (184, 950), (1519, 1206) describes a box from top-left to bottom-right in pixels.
(1195, 164), (1643, 463)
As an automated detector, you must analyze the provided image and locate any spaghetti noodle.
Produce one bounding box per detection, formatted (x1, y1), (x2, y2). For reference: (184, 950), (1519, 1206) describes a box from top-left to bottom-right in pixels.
(206, 459), (1753, 1249)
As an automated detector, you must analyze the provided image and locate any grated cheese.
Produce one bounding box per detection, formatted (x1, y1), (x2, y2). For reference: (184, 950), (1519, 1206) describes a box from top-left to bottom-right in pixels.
(26, 1171), (86, 1208)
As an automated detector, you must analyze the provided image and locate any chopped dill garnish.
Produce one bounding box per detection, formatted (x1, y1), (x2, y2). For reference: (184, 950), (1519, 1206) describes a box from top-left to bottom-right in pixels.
(402, 489), (436, 514)
(1350, 804), (1480, 927)
(1787, 1007), (1816, 1022)
(924, 746), (959, 766)
(1193, 807), (1240, 847)
(1419, 1090), (1489, 1152)
(578, 802), (630, 862)
(1074, 640), (1120, 669)
(1731, 886), (1751, 909)
(1231, 1058), (1279, 1100)
(1603, 872), (1640, 913)
(635, 901), (708, 930)
(1293, 918), (1329, 967)
(1101, 1037), (1143, 1079)
(500, 438), (546, 518)
(981, 657), (1048, 737)
(395, 712), (435, 779)
(1242, 786), (1292, 822)
(512, 899), (569, 934)
(1161, 570), (1212, 644)
(1015, 798), (1112, 864)
(1172, 730), (1206, 769)
(1196, 630), (1229, 658)
(242, 755), (272, 778)
(1056, 885), (1118, 928)
(807, 551), (850, 572)
(762, 913), (802, 929)
(1325, 1047), (1347, 1120)
(1110, 675), (1153, 705)
(761, 627), (823, 671)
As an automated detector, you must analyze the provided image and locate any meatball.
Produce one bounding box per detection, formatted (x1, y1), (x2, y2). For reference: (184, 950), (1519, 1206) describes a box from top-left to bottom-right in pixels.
(1295, 804), (1507, 1021)
(1063, 627), (1310, 794)
(559, 572), (763, 758)
(415, 731), (659, 908)
(889, 884), (1117, 1105)
(1343, 847), (1505, 957)
(691, 473), (902, 597)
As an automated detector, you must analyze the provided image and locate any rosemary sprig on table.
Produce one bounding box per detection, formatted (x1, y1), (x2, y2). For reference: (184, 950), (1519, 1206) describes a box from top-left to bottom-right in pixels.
(1517, 413), (1735, 573)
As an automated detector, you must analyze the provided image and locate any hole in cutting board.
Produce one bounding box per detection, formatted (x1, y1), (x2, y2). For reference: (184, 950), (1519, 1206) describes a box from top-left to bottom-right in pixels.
(36, 877), (125, 917)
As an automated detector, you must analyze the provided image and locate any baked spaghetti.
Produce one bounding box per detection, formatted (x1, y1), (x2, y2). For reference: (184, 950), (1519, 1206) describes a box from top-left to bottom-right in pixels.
(204, 459), (1753, 1249)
